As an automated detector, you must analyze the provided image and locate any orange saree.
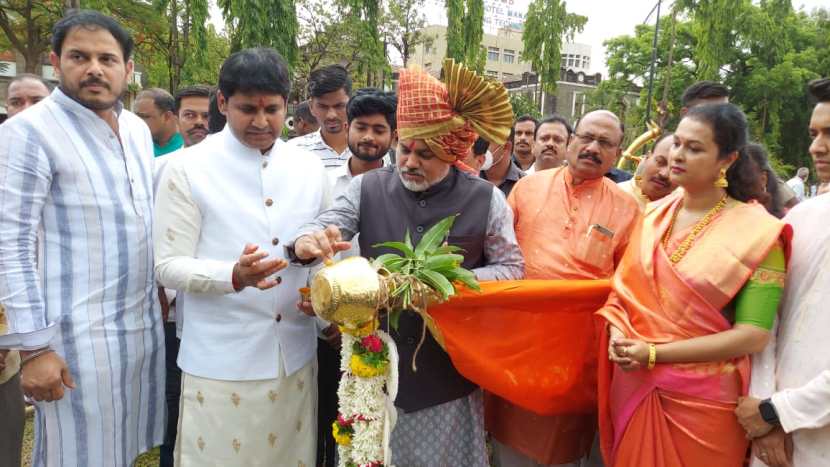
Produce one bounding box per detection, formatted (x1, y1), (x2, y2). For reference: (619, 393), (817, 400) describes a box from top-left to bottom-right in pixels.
(596, 193), (790, 467)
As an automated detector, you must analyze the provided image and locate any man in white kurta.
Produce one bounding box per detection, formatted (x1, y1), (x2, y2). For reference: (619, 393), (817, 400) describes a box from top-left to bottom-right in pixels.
(154, 47), (330, 467)
(740, 78), (830, 467)
(0, 11), (164, 467)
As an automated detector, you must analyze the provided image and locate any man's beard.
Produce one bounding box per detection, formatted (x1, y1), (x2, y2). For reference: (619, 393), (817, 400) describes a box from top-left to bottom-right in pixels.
(60, 78), (120, 111)
(397, 167), (431, 192)
(348, 140), (388, 162)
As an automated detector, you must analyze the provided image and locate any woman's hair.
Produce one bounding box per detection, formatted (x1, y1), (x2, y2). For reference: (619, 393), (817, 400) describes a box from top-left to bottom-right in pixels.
(684, 103), (761, 202)
(741, 143), (786, 218)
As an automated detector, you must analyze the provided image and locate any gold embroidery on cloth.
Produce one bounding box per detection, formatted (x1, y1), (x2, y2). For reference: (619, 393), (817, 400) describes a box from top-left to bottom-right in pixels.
(296, 419), (302, 432)
(196, 391), (204, 406)
(268, 390), (278, 402)
(297, 378), (304, 391)
(231, 392), (240, 407)
(268, 433), (277, 448)
(197, 437), (205, 451)
(750, 267), (786, 287)
(232, 438), (241, 453)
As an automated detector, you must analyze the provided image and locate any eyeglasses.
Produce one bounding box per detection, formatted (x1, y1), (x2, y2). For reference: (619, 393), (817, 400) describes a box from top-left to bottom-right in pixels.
(573, 132), (619, 151)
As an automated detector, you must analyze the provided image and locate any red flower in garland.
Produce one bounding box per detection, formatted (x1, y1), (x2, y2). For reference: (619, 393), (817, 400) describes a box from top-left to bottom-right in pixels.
(361, 334), (383, 353)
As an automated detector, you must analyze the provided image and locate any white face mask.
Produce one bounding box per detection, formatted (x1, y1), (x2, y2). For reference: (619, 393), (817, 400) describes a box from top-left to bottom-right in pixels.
(480, 150), (494, 171)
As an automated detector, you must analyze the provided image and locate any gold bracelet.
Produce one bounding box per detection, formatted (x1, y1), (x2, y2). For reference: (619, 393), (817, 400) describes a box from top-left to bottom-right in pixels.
(647, 344), (657, 370)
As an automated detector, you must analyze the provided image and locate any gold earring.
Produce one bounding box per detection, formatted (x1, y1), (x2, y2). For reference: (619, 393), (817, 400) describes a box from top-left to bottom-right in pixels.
(714, 168), (728, 188)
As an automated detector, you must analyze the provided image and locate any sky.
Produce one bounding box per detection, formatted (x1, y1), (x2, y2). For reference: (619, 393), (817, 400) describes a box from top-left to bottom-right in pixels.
(209, 0), (828, 76)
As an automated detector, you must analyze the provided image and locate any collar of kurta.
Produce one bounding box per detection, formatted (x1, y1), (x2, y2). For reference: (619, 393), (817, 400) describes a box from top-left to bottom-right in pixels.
(564, 166), (605, 190)
(220, 125), (284, 158)
(51, 86), (124, 119)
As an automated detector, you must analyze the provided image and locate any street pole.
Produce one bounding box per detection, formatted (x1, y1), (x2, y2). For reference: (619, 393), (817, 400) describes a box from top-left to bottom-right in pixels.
(644, 0), (662, 123)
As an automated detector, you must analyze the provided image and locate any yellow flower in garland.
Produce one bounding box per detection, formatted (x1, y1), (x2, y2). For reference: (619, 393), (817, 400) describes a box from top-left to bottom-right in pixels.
(332, 417), (354, 446)
(349, 354), (389, 378)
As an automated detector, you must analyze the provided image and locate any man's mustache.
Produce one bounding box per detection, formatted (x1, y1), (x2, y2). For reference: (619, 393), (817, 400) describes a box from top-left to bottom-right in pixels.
(578, 152), (602, 164)
(80, 78), (109, 89)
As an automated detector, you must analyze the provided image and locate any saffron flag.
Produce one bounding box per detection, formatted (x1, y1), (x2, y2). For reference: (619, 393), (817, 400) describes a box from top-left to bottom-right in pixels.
(428, 280), (611, 415)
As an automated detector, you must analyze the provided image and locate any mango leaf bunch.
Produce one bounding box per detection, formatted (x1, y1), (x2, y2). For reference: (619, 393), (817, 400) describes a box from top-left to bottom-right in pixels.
(372, 215), (480, 328)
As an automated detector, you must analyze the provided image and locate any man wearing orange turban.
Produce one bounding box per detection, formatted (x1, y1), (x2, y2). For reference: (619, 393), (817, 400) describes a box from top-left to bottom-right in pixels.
(290, 59), (524, 466)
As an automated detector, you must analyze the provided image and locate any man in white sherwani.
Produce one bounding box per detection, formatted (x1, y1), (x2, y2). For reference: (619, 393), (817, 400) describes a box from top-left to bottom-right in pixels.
(0, 11), (164, 467)
(154, 47), (331, 467)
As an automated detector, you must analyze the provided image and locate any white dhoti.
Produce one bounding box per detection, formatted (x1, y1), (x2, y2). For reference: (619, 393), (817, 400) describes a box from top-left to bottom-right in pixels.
(175, 360), (317, 467)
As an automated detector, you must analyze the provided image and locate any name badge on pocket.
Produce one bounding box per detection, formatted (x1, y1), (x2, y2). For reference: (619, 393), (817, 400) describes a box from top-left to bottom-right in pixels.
(587, 224), (615, 239)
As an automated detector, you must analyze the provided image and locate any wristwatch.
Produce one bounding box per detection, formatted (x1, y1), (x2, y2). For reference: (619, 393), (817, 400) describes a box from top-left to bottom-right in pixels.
(759, 398), (780, 425)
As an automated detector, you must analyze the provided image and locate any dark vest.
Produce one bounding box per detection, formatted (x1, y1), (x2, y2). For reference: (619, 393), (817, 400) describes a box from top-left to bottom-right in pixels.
(359, 166), (492, 412)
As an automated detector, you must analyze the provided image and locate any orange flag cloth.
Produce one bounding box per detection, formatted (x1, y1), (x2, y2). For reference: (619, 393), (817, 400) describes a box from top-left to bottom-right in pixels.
(428, 279), (611, 416)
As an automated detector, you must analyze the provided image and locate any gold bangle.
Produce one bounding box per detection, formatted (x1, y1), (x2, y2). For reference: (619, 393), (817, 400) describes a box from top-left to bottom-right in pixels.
(647, 344), (657, 370)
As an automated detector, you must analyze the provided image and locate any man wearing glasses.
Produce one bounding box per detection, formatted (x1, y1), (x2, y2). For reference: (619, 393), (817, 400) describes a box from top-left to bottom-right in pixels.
(486, 110), (641, 467)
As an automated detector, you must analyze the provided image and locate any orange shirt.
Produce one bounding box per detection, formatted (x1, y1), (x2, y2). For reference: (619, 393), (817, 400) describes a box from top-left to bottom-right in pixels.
(489, 167), (641, 464)
(508, 167), (641, 280)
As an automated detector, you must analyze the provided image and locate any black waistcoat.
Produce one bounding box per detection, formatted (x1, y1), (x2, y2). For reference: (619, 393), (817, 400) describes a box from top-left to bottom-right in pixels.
(358, 166), (492, 412)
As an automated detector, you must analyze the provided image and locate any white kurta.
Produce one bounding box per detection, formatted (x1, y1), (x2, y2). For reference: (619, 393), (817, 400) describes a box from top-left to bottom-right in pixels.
(0, 89), (164, 466)
(153, 127), (331, 466)
(750, 194), (830, 467)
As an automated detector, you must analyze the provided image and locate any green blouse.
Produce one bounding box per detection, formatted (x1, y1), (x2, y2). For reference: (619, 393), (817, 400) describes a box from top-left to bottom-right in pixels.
(731, 244), (786, 330)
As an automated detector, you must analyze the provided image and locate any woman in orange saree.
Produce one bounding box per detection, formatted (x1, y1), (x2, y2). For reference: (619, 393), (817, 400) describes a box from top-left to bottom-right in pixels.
(596, 104), (791, 467)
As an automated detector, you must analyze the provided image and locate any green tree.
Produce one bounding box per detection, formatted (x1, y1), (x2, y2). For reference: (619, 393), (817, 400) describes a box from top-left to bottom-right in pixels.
(153, 0), (209, 91)
(219, 0), (298, 66)
(0, 0), (63, 72)
(675, 0), (747, 80)
(522, 0), (587, 97)
(384, 0), (433, 67)
(509, 93), (541, 119)
(445, 0), (485, 72)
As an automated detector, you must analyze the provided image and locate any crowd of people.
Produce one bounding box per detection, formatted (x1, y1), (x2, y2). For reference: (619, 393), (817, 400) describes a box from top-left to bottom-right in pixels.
(0, 8), (829, 467)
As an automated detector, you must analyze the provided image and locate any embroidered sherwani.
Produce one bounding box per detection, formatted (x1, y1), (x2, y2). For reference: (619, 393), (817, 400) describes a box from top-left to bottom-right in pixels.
(154, 127), (331, 466)
(0, 89), (164, 467)
(488, 167), (641, 466)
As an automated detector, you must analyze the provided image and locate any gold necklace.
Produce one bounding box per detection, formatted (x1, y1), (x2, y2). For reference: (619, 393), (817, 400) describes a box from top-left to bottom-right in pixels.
(663, 194), (728, 264)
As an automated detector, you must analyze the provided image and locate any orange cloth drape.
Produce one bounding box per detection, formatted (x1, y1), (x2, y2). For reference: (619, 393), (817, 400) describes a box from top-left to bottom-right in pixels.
(428, 279), (611, 416)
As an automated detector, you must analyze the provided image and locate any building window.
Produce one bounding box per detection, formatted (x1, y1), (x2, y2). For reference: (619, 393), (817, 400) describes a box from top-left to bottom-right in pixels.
(487, 47), (500, 62)
(561, 56), (567, 67)
(503, 49), (515, 64)
(0, 61), (16, 77)
(486, 70), (499, 77)
(503, 72), (514, 79)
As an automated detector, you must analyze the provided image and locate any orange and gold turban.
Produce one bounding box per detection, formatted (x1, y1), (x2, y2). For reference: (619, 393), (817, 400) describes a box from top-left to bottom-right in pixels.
(397, 58), (514, 163)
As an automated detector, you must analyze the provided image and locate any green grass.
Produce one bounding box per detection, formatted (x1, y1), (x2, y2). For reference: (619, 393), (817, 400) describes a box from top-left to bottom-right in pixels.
(22, 409), (161, 467)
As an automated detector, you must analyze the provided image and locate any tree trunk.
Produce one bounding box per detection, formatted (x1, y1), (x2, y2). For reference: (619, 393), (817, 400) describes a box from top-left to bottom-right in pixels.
(658, 8), (678, 130)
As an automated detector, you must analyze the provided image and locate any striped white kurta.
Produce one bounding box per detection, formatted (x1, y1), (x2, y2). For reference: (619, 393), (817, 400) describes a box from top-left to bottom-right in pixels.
(0, 89), (165, 466)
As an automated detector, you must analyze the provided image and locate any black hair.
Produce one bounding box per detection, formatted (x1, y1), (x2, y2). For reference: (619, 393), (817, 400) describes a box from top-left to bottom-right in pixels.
(740, 143), (784, 218)
(535, 115), (573, 140)
(508, 114), (539, 144)
(208, 89), (226, 134)
(294, 100), (317, 124)
(472, 136), (489, 156)
(808, 78), (830, 103)
(218, 47), (291, 100)
(8, 73), (50, 91)
(136, 88), (175, 113)
(308, 64), (352, 98)
(346, 88), (397, 130)
(52, 10), (134, 61)
(174, 84), (212, 114)
(684, 103), (758, 202)
(681, 80), (729, 107)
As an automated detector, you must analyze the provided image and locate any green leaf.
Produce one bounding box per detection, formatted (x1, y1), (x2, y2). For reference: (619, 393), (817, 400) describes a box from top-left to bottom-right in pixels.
(404, 229), (413, 250)
(424, 254), (464, 272)
(445, 267), (481, 291)
(435, 244), (465, 255)
(373, 253), (402, 267)
(414, 215), (457, 258)
(373, 241), (416, 258)
(416, 269), (455, 300)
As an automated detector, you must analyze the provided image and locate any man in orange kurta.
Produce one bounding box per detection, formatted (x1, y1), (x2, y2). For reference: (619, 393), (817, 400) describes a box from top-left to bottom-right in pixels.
(487, 110), (641, 466)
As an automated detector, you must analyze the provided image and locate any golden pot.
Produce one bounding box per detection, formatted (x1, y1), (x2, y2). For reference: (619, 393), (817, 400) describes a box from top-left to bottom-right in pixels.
(310, 256), (381, 328)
